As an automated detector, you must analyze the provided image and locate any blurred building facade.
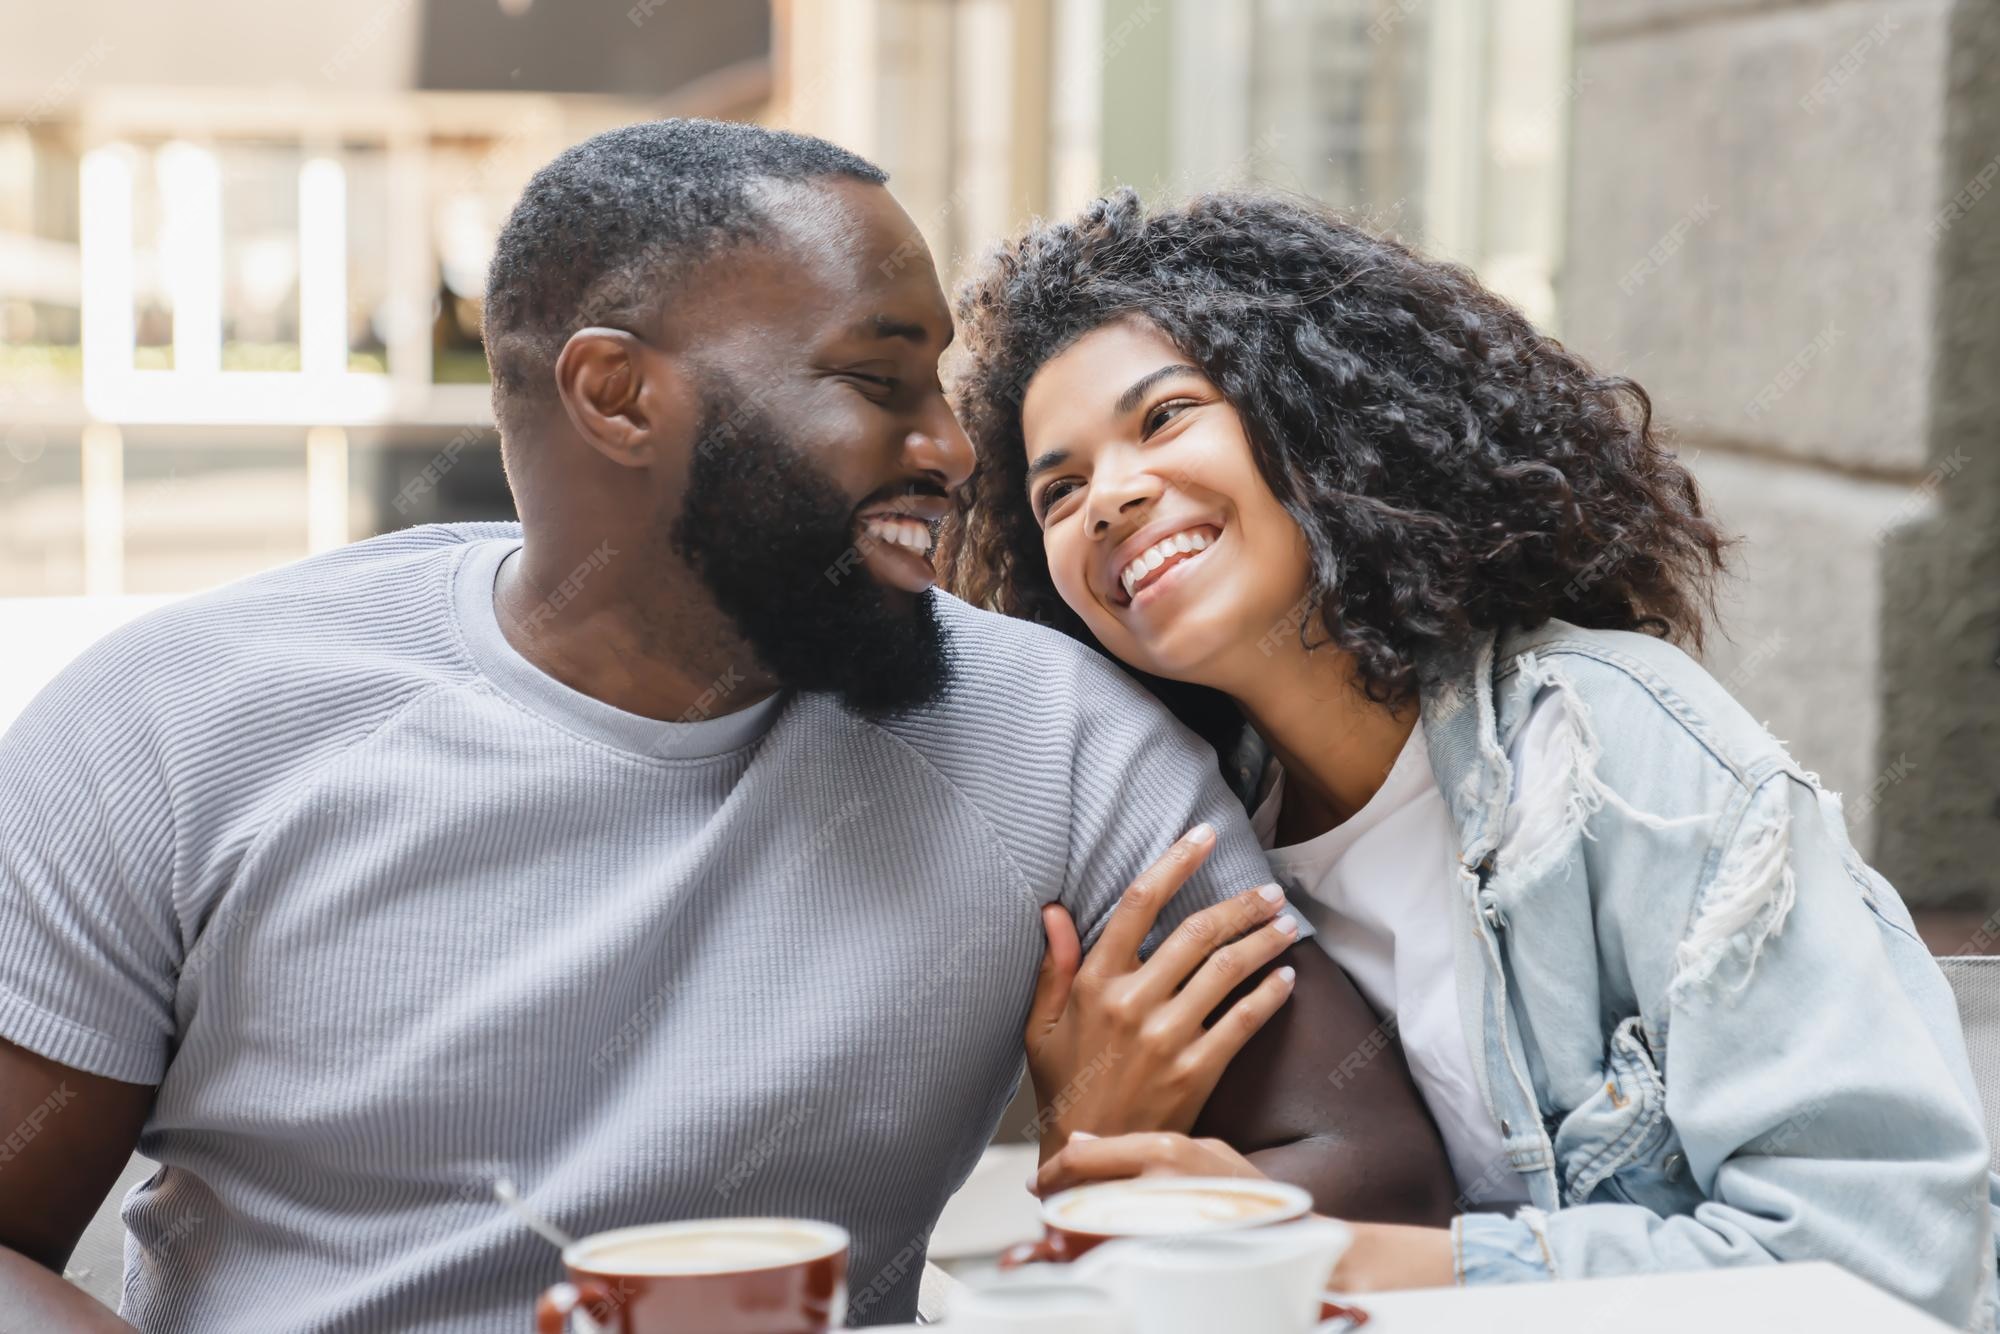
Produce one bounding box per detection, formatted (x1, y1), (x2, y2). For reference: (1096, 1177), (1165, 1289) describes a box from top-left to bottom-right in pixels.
(2, 0), (1564, 593)
(1, 0), (1990, 906)
(774, 0), (1569, 320)
(1561, 0), (1999, 912)
(0, 0), (770, 595)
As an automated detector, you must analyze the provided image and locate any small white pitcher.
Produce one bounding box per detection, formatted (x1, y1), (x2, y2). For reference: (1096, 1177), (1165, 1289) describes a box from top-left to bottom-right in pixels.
(1006, 1216), (1352, 1334)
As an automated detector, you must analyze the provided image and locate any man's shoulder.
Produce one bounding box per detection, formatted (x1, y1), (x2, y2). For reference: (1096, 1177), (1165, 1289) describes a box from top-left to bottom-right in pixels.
(868, 593), (1208, 803)
(7, 523), (509, 757)
(925, 592), (1172, 729)
(852, 595), (1225, 891)
(232, 519), (519, 606)
(97, 520), (501, 661)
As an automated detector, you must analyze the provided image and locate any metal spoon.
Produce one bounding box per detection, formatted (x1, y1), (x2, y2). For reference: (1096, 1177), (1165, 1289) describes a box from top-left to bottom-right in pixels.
(492, 1178), (577, 1252)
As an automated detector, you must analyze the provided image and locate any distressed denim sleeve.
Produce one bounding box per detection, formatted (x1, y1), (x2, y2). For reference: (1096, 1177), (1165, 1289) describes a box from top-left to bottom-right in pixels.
(1523, 771), (1994, 1328)
(1453, 1209), (1555, 1285)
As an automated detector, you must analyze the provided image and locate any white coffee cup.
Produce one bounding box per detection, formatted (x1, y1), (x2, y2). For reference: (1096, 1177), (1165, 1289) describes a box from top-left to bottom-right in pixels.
(947, 1279), (1129, 1334)
(1066, 1217), (1351, 1334)
(1001, 1176), (1315, 1267)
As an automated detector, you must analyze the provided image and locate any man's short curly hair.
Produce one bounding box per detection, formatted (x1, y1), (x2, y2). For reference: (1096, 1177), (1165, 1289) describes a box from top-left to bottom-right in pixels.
(482, 118), (885, 434)
(940, 188), (1730, 719)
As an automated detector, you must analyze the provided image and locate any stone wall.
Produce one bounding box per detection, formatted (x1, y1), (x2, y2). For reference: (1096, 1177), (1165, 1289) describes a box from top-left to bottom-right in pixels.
(1564, 0), (2000, 910)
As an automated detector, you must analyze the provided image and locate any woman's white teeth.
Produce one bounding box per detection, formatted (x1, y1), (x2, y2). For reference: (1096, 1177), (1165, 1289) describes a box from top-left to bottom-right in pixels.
(1120, 529), (1213, 598)
(862, 516), (932, 556)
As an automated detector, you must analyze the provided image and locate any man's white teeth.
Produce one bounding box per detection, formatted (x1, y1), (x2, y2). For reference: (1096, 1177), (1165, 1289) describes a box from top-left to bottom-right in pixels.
(1120, 529), (1213, 598)
(863, 515), (933, 556)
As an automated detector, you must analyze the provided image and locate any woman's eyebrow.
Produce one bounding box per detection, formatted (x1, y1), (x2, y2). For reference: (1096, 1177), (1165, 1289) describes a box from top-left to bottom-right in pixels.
(1024, 363), (1200, 487)
(1114, 363), (1202, 416)
(1025, 447), (1071, 483)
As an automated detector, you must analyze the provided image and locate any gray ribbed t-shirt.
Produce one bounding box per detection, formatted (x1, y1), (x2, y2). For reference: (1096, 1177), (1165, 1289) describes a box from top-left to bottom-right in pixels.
(0, 523), (1283, 1331)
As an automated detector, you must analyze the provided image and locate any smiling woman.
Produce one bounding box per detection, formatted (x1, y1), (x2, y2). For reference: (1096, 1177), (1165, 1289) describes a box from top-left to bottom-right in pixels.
(941, 188), (1726, 733)
(1013, 320), (1315, 691)
(937, 189), (2000, 1324)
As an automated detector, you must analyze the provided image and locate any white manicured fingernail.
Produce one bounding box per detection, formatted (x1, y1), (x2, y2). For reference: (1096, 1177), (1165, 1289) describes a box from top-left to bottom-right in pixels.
(1274, 913), (1298, 936)
(1070, 1130), (1098, 1142)
(1185, 823), (1214, 846)
(1257, 883), (1285, 905)
(1277, 966), (1296, 984)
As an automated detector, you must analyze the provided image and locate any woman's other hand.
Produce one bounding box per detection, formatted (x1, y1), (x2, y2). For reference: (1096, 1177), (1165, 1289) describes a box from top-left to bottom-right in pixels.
(1022, 824), (1301, 1160)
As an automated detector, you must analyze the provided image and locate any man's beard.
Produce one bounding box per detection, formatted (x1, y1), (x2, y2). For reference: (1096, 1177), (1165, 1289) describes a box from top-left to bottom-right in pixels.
(668, 383), (951, 718)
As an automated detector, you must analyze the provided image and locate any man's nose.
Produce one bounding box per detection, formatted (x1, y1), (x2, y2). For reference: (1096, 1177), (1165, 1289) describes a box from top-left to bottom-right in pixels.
(903, 411), (975, 493)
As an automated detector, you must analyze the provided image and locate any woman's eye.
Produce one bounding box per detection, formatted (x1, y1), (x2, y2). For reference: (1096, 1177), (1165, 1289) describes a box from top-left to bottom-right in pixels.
(1143, 398), (1195, 436)
(1037, 478), (1079, 521)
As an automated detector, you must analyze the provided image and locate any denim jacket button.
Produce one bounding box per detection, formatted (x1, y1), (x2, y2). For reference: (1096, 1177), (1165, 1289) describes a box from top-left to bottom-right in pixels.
(1500, 1118), (1513, 1137)
(1663, 1152), (1685, 1180)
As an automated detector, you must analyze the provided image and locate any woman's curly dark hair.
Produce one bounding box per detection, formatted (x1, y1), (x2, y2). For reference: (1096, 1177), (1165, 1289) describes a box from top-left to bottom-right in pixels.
(940, 188), (1730, 741)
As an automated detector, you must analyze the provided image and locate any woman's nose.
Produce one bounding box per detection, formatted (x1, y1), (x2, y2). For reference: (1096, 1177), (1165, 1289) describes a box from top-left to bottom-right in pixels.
(1086, 458), (1160, 538)
(1088, 496), (1148, 539)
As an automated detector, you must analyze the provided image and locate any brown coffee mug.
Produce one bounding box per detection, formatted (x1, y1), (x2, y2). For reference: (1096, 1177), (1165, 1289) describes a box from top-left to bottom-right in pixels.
(535, 1218), (849, 1334)
(999, 1176), (1314, 1267)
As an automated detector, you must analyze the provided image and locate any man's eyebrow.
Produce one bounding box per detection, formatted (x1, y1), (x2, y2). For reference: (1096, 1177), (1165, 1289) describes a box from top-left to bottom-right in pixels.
(1025, 447), (1070, 484)
(1114, 363), (1202, 417)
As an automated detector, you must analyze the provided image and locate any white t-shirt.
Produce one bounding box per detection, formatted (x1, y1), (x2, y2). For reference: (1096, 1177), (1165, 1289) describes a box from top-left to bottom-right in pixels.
(1250, 696), (1565, 1209)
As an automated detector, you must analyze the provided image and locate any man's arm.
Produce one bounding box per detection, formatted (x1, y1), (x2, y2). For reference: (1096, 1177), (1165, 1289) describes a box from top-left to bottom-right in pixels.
(1041, 653), (1454, 1223)
(0, 1037), (151, 1331)
(1024, 927), (1457, 1226)
(1024, 828), (1456, 1224)
(1192, 944), (1456, 1226)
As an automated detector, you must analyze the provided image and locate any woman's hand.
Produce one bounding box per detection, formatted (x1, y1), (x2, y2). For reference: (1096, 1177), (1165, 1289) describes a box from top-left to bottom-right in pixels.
(1032, 1130), (1456, 1293)
(1031, 1129), (1267, 1197)
(1023, 823), (1301, 1160)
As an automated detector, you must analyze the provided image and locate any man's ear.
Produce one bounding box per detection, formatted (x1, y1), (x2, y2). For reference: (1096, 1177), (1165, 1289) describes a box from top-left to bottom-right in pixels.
(553, 327), (692, 467)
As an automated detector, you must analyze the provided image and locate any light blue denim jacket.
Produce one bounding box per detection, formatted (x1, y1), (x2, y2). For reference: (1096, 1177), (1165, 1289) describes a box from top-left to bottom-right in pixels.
(1238, 620), (1999, 1327)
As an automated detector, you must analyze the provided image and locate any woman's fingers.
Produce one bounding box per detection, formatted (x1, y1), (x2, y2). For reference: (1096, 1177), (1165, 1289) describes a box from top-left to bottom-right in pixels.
(1031, 1133), (1202, 1197)
(1183, 961), (1298, 1074)
(1085, 824), (1216, 974)
(1022, 904), (1082, 1050)
(1166, 912), (1300, 1021)
(1140, 883), (1290, 999)
(1030, 1131), (1264, 1198)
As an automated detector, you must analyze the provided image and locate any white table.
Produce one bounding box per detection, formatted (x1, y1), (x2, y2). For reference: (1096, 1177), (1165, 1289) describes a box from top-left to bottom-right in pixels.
(929, 1143), (1042, 1263)
(1341, 1262), (1949, 1334)
(883, 1261), (1955, 1331)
